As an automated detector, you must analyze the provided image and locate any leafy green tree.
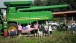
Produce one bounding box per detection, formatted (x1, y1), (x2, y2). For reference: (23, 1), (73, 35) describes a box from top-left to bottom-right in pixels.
(34, 0), (42, 6)
(41, 0), (48, 6)
(33, 0), (76, 11)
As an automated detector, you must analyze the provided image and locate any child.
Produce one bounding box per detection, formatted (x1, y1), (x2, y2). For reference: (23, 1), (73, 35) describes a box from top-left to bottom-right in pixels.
(48, 24), (52, 37)
(9, 28), (16, 38)
(18, 24), (22, 37)
(44, 24), (49, 37)
(34, 23), (39, 37)
(38, 24), (43, 37)
(4, 29), (8, 39)
(67, 22), (71, 34)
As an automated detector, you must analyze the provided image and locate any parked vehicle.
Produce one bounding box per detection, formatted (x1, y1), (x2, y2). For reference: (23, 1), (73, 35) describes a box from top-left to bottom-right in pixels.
(48, 21), (59, 29)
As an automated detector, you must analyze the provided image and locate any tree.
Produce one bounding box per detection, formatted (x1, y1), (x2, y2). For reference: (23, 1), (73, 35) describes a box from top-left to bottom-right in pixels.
(33, 0), (76, 11)
(41, 0), (48, 6)
(34, 0), (42, 6)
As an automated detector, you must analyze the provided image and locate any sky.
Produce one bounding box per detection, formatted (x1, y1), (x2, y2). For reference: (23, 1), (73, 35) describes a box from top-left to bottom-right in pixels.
(0, 0), (34, 7)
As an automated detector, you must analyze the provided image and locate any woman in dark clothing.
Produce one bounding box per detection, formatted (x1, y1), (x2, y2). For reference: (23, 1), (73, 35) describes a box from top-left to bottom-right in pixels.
(38, 24), (44, 37)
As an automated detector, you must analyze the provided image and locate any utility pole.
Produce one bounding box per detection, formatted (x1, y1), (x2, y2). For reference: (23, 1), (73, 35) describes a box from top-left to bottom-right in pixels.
(64, 14), (66, 24)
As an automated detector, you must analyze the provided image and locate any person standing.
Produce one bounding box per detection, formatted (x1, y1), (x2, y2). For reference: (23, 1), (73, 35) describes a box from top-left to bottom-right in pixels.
(44, 24), (48, 37)
(71, 21), (76, 34)
(34, 22), (39, 37)
(4, 29), (8, 39)
(67, 22), (71, 34)
(48, 24), (52, 37)
(38, 24), (43, 37)
(18, 24), (22, 37)
(43, 21), (49, 37)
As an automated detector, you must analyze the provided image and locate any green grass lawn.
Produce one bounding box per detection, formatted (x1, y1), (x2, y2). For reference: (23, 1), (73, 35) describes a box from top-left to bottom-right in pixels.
(0, 30), (76, 43)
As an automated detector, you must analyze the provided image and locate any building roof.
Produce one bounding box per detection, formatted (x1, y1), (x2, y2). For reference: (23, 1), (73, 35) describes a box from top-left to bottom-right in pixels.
(53, 10), (76, 17)
(53, 10), (76, 14)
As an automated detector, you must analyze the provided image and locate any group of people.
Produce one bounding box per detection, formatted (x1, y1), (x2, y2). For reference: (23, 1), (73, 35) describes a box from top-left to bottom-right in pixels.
(4, 21), (53, 38)
(17, 21), (52, 37)
(34, 21), (52, 37)
(67, 21), (76, 34)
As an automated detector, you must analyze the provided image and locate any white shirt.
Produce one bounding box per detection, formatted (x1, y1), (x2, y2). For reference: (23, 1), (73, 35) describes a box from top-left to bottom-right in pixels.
(11, 29), (14, 31)
(68, 25), (71, 28)
(44, 25), (48, 30)
(49, 25), (52, 31)
(72, 23), (76, 27)
(72, 23), (76, 25)
(45, 25), (48, 28)
(1, 9), (6, 16)
(26, 25), (31, 28)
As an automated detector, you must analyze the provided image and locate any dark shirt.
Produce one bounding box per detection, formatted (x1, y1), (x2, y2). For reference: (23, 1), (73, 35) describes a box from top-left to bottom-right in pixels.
(39, 25), (44, 31)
